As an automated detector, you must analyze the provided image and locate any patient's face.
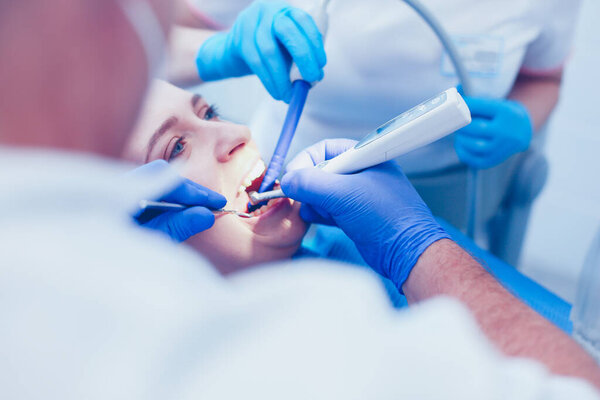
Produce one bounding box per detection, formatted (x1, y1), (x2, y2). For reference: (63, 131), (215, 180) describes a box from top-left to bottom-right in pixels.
(124, 81), (307, 273)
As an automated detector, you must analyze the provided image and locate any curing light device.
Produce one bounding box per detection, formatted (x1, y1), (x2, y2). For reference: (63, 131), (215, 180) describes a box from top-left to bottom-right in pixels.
(250, 0), (331, 212)
(249, 87), (472, 205)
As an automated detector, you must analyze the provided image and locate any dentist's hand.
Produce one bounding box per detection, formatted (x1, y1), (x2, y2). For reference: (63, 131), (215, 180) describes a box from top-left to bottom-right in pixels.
(281, 139), (450, 293)
(130, 161), (227, 242)
(196, 1), (326, 103)
(455, 97), (533, 169)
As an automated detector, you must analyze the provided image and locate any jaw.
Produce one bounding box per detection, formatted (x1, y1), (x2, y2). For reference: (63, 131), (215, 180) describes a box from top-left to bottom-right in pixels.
(191, 235), (304, 275)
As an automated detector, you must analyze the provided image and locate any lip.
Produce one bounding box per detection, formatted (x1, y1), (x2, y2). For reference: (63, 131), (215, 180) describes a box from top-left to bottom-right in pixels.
(243, 197), (295, 227)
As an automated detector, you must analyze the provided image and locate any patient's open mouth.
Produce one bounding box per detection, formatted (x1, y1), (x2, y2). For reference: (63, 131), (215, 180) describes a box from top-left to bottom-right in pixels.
(237, 160), (284, 217)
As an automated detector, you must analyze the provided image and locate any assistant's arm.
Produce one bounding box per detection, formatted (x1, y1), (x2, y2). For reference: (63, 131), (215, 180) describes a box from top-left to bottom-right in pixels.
(509, 71), (563, 132)
(454, 70), (564, 169)
(167, 26), (213, 87)
(167, 2), (327, 103)
(405, 238), (600, 388)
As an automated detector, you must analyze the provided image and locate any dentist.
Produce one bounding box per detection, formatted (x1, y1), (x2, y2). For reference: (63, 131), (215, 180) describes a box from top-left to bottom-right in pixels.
(1, 1), (599, 399)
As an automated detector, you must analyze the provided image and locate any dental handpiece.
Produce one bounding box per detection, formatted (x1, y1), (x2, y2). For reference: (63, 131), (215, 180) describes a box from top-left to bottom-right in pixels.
(136, 200), (252, 224)
(249, 87), (472, 206)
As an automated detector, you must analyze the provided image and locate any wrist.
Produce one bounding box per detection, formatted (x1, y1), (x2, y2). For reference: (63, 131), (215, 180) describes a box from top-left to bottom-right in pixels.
(402, 239), (487, 303)
(386, 219), (450, 294)
(195, 33), (241, 82)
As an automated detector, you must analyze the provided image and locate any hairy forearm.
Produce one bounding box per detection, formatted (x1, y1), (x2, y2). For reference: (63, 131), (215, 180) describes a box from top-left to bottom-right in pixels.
(404, 239), (600, 389)
(508, 72), (563, 132)
(167, 26), (213, 87)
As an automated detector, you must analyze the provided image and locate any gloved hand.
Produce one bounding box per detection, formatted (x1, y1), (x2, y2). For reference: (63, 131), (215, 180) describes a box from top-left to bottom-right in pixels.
(455, 96), (533, 169)
(196, 1), (326, 103)
(281, 139), (450, 293)
(130, 160), (227, 242)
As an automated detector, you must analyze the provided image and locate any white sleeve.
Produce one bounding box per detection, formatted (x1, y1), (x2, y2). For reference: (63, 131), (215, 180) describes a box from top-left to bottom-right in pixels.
(2, 247), (597, 400)
(186, 0), (255, 28)
(176, 261), (600, 400)
(521, 0), (582, 74)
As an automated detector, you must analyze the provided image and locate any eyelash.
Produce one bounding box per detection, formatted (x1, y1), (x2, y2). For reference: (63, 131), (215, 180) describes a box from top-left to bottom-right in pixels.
(167, 137), (186, 162)
(202, 104), (219, 121)
(165, 104), (219, 162)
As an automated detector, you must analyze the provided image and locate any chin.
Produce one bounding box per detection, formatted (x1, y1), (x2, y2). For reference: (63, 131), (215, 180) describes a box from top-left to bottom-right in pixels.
(185, 201), (308, 275)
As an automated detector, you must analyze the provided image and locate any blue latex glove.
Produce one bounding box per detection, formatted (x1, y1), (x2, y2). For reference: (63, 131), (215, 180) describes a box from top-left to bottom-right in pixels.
(131, 160), (227, 242)
(455, 96), (533, 169)
(281, 139), (450, 293)
(196, 1), (326, 103)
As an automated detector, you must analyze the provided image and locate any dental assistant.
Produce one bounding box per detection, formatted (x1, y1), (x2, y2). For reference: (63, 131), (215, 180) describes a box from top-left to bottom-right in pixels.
(177, 0), (581, 256)
(3, 0), (600, 399)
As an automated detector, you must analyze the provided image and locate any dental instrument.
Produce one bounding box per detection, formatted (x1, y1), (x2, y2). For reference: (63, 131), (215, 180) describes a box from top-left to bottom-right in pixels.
(249, 87), (472, 205)
(250, 0), (331, 212)
(136, 200), (252, 224)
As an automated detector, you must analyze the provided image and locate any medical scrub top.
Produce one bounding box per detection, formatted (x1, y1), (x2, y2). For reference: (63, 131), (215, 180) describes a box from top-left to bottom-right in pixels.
(189, 0), (581, 174)
(2, 149), (598, 399)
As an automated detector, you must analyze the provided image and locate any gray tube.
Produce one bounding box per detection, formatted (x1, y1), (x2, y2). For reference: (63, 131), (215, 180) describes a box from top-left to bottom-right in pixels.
(400, 0), (478, 238)
(400, 0), (473, 96)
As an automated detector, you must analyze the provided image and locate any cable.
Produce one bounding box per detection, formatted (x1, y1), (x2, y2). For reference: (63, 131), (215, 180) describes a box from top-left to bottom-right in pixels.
(400, 0), (473, 96)
(400, 0), (479, 238)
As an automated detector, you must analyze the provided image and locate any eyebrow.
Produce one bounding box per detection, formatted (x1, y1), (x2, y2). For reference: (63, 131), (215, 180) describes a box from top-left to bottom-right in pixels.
(191, 93), (202, 108)
(145, 116), (179, 163)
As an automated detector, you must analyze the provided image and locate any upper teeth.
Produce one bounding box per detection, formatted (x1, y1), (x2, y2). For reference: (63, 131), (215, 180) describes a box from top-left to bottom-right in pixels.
(238, 160), (266, 194)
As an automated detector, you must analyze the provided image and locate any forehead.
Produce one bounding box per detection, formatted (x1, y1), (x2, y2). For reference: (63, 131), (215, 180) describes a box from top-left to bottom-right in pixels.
(121, 82), (180, 161)
(127, 81), (192, 158)
(141, 80), (190, 128)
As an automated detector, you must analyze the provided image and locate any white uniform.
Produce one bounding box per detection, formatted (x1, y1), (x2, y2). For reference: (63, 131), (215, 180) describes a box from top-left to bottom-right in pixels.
(191, 0), (580, 174)
(0, 148), (598, 399)
(572, 228), (600, 363)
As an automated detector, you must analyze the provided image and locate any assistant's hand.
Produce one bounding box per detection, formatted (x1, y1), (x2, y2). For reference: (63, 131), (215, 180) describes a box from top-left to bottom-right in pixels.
(130, 160), (227, 242)
(455, 97), (533, 169)
(281, 139), (450, 293)
(196, 1), (326, 103)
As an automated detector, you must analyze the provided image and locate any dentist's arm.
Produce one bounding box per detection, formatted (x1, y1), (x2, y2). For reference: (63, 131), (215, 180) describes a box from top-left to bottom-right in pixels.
(281, 139), (600, 389)
(406, 239), (600, 389)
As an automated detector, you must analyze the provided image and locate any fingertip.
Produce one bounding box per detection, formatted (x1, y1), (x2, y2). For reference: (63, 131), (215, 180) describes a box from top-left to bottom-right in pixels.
(299, 204), (318, 223)
(281, 84), (293, 104)
(186, 207), (216, 230)
(280, 170), (298, 194)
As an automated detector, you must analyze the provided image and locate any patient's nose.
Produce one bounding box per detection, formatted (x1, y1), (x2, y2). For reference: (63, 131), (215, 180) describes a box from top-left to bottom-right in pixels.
(215, 124), (251, 162)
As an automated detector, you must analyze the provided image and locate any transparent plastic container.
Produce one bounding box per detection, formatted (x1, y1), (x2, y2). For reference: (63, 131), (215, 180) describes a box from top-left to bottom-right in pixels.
(572, 229), (600, 363)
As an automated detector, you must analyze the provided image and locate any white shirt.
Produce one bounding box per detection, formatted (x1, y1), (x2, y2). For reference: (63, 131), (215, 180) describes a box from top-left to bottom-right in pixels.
(192, 0), (581, 174)
(0, 148), (597, 399)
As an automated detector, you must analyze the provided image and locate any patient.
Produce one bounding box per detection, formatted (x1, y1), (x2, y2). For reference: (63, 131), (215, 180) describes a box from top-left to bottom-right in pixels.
(124, 81), (308, 274)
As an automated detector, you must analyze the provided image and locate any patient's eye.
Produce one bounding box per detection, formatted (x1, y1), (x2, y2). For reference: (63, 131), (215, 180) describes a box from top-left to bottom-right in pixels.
(167, 138), (186, 161)
(203, 105), (219, 121)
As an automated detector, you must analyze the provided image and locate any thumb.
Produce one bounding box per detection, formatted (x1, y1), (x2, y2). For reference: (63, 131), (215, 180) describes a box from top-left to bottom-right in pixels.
(281, 167), (341, 210)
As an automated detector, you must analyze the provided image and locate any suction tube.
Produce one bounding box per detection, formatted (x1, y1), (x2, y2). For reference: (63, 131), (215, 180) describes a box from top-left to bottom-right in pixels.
(257, 80), (311, 194)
